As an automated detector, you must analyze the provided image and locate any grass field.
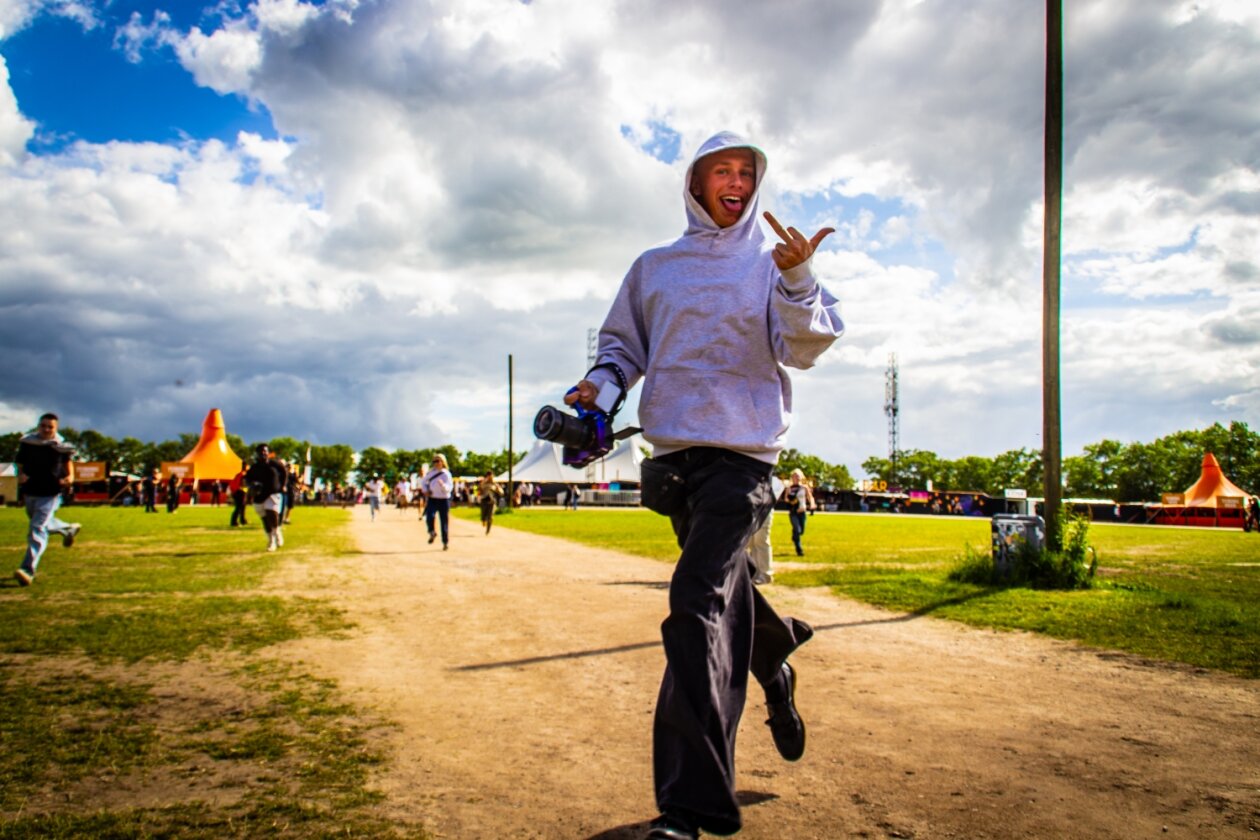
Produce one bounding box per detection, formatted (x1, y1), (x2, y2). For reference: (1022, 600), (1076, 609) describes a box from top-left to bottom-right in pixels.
(458, 507), (1260, 678)
(0, 505), (419, 839)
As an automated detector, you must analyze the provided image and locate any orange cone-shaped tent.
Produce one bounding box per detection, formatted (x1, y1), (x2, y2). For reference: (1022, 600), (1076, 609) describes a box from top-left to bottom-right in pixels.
(1183, 452), (1250, 508)
(180, 409), (248, 481)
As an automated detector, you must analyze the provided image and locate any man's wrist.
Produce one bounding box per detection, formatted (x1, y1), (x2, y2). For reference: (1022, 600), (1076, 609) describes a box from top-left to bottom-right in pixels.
(779, 259), (815, 297)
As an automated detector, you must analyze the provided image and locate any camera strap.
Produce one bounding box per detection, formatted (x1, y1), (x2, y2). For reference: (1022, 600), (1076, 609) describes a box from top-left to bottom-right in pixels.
(584, 362), (641, 439)
(584, 362), (629, 419)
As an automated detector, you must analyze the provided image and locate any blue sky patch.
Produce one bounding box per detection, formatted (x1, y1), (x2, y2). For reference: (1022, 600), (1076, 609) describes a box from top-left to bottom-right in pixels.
(621, 120), (681, 164)
(3, 3), (275, 151)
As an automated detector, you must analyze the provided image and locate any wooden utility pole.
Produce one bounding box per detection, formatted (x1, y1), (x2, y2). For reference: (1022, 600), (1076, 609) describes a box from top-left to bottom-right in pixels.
(1043, 0), (1064, 549)
(507, 354), (515, 505)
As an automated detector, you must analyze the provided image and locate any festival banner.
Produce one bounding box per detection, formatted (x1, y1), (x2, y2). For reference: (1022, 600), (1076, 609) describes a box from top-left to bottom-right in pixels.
(72, 461), (107, 482)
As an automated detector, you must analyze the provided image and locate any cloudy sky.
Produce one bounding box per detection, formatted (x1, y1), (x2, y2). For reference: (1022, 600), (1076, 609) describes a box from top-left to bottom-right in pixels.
(1, 0), (1257, 476)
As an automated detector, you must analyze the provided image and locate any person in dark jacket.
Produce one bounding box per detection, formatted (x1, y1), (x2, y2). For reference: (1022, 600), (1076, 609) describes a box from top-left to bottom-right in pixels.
(166, 471), (181, 513)
(13, 412), (81, 586)
(245, 445), (287, 551)
(142, 468), (158, 513)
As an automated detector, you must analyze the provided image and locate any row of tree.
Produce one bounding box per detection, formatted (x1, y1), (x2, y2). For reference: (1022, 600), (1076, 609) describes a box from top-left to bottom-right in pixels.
(4, 421), (1253, 502)
(0, 430), (518, 488)
(860, 421), (1258, 501)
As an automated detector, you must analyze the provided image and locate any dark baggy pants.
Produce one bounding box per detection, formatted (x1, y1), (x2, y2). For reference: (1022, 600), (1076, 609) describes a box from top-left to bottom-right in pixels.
(653, 448), (813, 835)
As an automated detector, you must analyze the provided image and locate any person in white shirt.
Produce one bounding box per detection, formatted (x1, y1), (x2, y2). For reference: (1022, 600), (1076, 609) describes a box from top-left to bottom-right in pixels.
(364, 476), (384, 521)
(420, 454), (454, 550)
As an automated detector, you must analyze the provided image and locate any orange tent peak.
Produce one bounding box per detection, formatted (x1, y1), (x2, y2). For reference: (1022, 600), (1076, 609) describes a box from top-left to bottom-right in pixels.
(202, 408), (226, 434)
(1183, 451), (1248, 508)
(180, 409), (247, 481)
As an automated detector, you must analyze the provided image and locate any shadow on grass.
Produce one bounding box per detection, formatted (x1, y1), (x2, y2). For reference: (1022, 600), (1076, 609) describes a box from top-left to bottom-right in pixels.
(811, 588), (999, 632)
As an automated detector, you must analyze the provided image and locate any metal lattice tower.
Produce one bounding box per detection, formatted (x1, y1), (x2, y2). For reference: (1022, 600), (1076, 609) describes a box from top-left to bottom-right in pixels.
(884, 353), (900, 475)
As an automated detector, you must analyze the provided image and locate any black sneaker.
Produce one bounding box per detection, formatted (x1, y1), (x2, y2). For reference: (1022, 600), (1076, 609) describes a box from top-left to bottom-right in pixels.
(646, 813), (699, 840)
(765, 661), (805, 761)
(63, 524), (81, 548)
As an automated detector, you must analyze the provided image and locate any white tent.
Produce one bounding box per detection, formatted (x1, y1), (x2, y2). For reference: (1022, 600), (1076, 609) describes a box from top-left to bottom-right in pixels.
(501, 435), (645, 484)
(583, 434), (645, 484)
(499, 439), (585, 484)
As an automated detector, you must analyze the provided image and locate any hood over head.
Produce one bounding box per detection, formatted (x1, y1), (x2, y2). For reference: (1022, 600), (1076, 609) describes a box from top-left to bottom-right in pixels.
(684, 131), (768, 243)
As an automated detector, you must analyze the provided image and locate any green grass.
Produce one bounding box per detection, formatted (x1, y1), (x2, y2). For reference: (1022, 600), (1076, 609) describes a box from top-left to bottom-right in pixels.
(0, 505), (423, 838)
(460, 507), (1260, 678)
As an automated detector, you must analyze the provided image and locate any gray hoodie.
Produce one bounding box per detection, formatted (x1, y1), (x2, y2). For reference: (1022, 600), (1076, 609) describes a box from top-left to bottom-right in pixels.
(589, 131), (845, 463)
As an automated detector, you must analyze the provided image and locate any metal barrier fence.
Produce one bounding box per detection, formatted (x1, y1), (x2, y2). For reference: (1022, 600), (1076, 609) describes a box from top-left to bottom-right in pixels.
(581, 489), (642, 507)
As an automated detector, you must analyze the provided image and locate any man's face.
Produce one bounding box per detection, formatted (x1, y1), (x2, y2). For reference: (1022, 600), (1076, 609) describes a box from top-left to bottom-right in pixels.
(257, 447), (270, 462)
(691, 148), (756, 229)
(36, 417), (58, 440)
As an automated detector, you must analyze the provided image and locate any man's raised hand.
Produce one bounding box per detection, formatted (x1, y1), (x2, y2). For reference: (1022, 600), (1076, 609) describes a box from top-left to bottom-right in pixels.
(764, 211), (834, 271)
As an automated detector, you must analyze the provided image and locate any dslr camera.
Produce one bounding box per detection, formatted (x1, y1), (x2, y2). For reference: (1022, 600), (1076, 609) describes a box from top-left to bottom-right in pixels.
(534, 365), (638, 468)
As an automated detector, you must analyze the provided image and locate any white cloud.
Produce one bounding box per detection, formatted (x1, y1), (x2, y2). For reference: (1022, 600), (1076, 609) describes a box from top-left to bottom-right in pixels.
(0, 0), (1258, 478)
(253, 0), (320, 36)
(172, 21), (263, 94)
(0, 55), (32, 164)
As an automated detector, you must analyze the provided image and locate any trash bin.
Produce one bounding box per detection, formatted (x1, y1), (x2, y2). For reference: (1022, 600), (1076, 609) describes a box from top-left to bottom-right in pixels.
(991, 514), (1045, 576)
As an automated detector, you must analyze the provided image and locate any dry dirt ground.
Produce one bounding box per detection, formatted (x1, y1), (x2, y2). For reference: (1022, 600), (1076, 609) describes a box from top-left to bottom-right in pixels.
(270, 506), (1260, 839)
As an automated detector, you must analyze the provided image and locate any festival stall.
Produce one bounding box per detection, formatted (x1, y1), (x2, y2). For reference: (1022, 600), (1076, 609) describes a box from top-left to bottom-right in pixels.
(1150, 452), (1251, 528)
(160, 409), (249, 504)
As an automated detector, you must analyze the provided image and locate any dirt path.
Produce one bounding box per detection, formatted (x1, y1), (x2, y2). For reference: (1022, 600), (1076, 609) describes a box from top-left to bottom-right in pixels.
(274, 507), (1260, 839)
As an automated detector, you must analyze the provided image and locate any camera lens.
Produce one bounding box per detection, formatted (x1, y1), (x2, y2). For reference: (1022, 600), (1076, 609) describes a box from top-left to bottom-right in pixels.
(534, 405), (593, 449)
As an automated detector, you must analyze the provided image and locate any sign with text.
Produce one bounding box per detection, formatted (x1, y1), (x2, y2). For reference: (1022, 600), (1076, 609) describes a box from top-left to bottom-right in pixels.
(73, 461), (106, 482)
(1161, 493), (1185, 506)
(160, 462), (196, 480)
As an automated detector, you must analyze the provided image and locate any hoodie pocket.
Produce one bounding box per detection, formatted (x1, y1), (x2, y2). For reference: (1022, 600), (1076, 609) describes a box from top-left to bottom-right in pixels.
(640, 367), (778, 450)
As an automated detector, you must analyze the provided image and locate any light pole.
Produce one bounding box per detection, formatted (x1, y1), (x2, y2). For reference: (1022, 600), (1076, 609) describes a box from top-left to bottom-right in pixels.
(1042, 0), (1064, 549)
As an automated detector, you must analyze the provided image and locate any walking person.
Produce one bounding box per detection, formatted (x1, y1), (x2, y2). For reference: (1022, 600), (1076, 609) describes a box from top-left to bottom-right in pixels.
(420, 455), (453, 550)
(281, 463), (297, 525)
(142, 468), (159, 513)
(785, 469), (816, 557)
(245, 444), (287, 551)
(364, 475), (384, 522)
(12, 413), (82, 586)
(565, 132), (843, 838)
(477, 471), (502, 534)
(229, 464), (249, 527)
(165, 471), (181, 513)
